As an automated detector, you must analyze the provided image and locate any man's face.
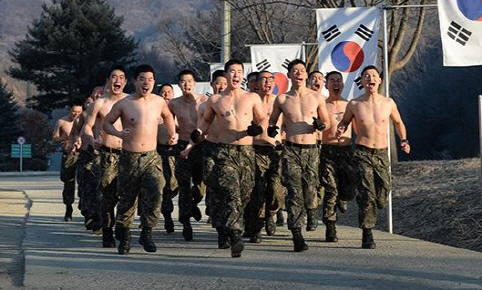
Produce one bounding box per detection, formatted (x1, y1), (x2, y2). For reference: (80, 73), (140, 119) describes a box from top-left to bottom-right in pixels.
(258, 72), (274, 95)
(288, 63), (308, 86)
(247, 75), (259, 93)
(108, 69), (127, 95)
(326, 74), (344, 95)
(160, 86), (174, 102)
(361, 69), (381, 93)
(91, 86), (104, 100)
(70, 105), (83, 121)
(309, 72), (324, 92)
(179, 74), (196, 95)
(212, 76), (227, 94)
(135, 71), (155, 96)
(226, 64), (244, 89)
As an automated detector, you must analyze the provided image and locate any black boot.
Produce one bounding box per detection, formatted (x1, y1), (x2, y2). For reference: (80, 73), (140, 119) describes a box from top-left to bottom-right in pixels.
(182, 223), (193, 241)
(230, 231), (244, 258)
(64, 204), (73, 222)
(306, 209), (318, 231)
(102, 227), (116, 248)
(139, 226), (157, 253)
(362, 228), (376, 249)
(216, 227), (230, 249)
(249, 231), (262, 243)
(337, 200), (348, 213)
(163, 214), (174, 233)
(116, 225), (131, 255)
(325, 221), (338, 243)
(265, 216), (276, 236)
(276, 210), (284, 226)
(191, 203), (202, 222)
(291, 228), (308, 252)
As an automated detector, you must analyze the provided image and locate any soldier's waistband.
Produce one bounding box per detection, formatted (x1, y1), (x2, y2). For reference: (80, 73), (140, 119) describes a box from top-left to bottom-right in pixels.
(285, 141), (317, 149)
(253, 144), (275, 155)
(157, 143), (175, 149)
(121, 149), (158, 157)
(101, 145), (122, 154)
(218, 143), (251, 151)
(355, 144), (388, 154)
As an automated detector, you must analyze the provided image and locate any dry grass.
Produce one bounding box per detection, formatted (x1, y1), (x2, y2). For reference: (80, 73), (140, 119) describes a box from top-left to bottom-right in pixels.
(337, 158), (482, 252)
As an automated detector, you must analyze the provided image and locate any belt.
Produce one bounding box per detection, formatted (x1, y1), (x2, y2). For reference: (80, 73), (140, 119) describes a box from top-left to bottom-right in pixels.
(100, 145), (122, 154)
(218, 143), (249, 151)
(355, 144), (388, 154)
(285, 141), (318, 149)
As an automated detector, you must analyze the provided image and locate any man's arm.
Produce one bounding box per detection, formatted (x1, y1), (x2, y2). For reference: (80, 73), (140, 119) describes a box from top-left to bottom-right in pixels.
(161, 100), (177, 145)
(82, 100), (101, 147)
(52, 119), (63, 143)
(316, 94), (331, 130)
(336, 100), (355, 139)
(389, 99), (410, 154)
(103, 102), (124, 139)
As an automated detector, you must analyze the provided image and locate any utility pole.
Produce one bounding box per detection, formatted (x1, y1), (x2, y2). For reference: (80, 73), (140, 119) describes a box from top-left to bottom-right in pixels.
(221, 0), (231, 63)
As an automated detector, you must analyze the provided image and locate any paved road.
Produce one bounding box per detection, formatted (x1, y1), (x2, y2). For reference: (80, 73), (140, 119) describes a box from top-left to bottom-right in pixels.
(1, 173), (482, 290)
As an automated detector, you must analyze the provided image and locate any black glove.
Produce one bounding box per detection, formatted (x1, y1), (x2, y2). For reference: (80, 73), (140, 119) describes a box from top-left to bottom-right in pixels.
(247, 121), (263, 136)
(312, 117), (326, 131)
(267, 125), (279, 138)
(190, 129), (202, 144)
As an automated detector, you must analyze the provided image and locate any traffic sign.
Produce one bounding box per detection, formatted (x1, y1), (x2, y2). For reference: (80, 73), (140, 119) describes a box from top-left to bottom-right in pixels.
(17, 136), (26, 145)
(11, 144), (32, 158)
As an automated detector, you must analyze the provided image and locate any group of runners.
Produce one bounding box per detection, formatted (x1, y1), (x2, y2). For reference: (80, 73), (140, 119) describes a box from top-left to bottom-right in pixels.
(51, 59), (410, 258)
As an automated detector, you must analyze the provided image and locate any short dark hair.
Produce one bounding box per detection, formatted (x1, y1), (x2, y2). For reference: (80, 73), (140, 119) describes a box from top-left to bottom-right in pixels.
(360, 65), (382, 79)
(211, 70), (225, 83)
(71, 98), (83, 107)
(308, 70), (323, 79)
(158, 83), (173, 91)
(224, 59), (244, 72)
(134, 64), (155, 79)
(287, 59), (306, 73)
(178, 69), (197, 82)
(257, 70), (273, 80)
(107, 64), (126, 79)
(247, 71), (259, 81)
(325, 71), (343, 82)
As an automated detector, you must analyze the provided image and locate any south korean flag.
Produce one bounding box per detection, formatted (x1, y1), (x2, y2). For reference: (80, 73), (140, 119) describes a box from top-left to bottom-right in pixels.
(438, 0), (482, 67)
(316, 8), (381, 100)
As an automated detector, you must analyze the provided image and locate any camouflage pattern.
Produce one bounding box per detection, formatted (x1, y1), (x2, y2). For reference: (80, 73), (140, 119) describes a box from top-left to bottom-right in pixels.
(97, 147), (121, 228)
(319, 145), (356, 223)
(202, 141), (219, 226)
(281, 142), (320, 230)
(157, 144), (179, 217)
(174, 140), (206, 225)
(60, 150), (79, 205)
(214, 144), (255, 233)
(77, 146), (100, 219)
(245, 145), (285, 233)
(116, 150), (164, 228)
(352, 145), (390, 229)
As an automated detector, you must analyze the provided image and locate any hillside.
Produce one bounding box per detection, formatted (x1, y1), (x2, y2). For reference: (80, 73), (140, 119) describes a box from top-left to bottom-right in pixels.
(337, 158), (482, 252)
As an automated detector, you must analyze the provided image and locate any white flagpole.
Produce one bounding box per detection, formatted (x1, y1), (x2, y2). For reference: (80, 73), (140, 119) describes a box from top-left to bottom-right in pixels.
(479, 95), (482, 190)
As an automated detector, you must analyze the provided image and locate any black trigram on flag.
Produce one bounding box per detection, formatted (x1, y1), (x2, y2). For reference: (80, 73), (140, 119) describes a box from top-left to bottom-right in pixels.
(355, 24), (374, 42)
(281, 59), (291, 70)
(354, 77), (363, 90)
(322, 25), (341, 42)
(256, 59), (271, 71)
(447, 21), (472, 46)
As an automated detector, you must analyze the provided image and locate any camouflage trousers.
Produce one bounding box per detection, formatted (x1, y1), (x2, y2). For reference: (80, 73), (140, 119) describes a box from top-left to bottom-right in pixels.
(175, 140), (206, 225)
(319, 145), (356, 223)
(353, 145), (390, 229)
(203, 141), (219, 227)
(60, 150), (79, 205)
(116, 150), (164, 228)
(96, 146), (121, 228)
(157, 144), (179, 218)
(77, 146), (100, 219)
(214, 144), (255, 233)
(245, 145), (285, 233)
(281, 142), (320, 230)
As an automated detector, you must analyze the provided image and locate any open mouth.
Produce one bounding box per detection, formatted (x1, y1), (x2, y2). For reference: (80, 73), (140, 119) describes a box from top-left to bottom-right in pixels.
(141, 85), (149, 94)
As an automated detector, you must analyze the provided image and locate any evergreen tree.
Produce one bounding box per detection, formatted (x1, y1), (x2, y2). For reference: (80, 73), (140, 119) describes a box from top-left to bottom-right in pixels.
(0, 79), (22, 171)
(8, 0), (138, 115)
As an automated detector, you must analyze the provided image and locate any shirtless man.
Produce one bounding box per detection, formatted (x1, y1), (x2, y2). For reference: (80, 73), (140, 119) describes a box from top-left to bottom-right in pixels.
(52, 98), (83, 222)
(268, 59), (330, 252)
(156, 83), (179, 234)
(82, 65), (128, 246)
(246, 71), (260, 93)
(244, 70), (285, 243)
(308, 71), (325, 93)
(336, 65), (410, 249)
(103, 64), (176, 254)
(193, 59), (265, 258)
(319, 71), (355, 243)
(168, 70), (208, 241)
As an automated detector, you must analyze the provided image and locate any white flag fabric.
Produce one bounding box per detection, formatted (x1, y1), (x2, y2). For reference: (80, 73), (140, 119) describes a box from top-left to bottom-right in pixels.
(250, 44), (304, 95)
(316, 8), (381, 99)
(438, 0), (482, 67)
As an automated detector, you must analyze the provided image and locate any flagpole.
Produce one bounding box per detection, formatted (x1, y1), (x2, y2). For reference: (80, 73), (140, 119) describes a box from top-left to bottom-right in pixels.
(221, 0), (231, 63)
(479, 95), (482, 190)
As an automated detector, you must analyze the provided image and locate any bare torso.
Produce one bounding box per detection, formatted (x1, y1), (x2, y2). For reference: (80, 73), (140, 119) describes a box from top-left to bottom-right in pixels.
(254, 93), (282, 146)
(53, 116), (75, 151)
(169, 93), (207, 142)
(323, 98), (352, 146)
(96, 96), (125, 149)
(198, 101), (219, 143)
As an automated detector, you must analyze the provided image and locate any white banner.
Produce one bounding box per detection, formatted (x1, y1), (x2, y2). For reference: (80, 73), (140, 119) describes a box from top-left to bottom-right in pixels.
(210, 63), (253, 91)
(438, 1), (482, 67)
(250, 44), (304, 95)
(316, 8), (381, 99)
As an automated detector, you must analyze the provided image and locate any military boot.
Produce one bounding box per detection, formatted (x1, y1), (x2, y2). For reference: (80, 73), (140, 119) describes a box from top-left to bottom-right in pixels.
(139, 226), (157, 253)
(362, 228), (376, 249)
(230, 230), (245, 258)
(249, 231), (262, 243)
(265, 215), (276, 236)
(216, 226), (230, 249)
(337, 200), (348, 213)
(276, 210), (284, 226)
(163, 213), (174, 234)
(117, 225), (131, 255)
(102, 227), (116, 248)
(182, 222), (193, 241)
(64, 204), (73, 222)
(291, 228), (308, 252)
(306, 209), (318, 231)
(325, 221), (338, 243)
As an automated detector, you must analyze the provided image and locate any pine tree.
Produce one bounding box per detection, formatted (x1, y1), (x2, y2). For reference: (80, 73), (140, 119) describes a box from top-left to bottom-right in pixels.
(8, 0), (138, 115)
(0, 79), (22, 171)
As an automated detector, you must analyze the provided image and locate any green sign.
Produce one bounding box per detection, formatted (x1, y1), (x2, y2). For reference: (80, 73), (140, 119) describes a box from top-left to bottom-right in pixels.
(11, 144), (32, 158)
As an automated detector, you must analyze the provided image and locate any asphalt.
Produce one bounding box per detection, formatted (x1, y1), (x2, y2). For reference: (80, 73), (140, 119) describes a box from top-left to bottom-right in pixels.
(1, 172), (482, 290)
